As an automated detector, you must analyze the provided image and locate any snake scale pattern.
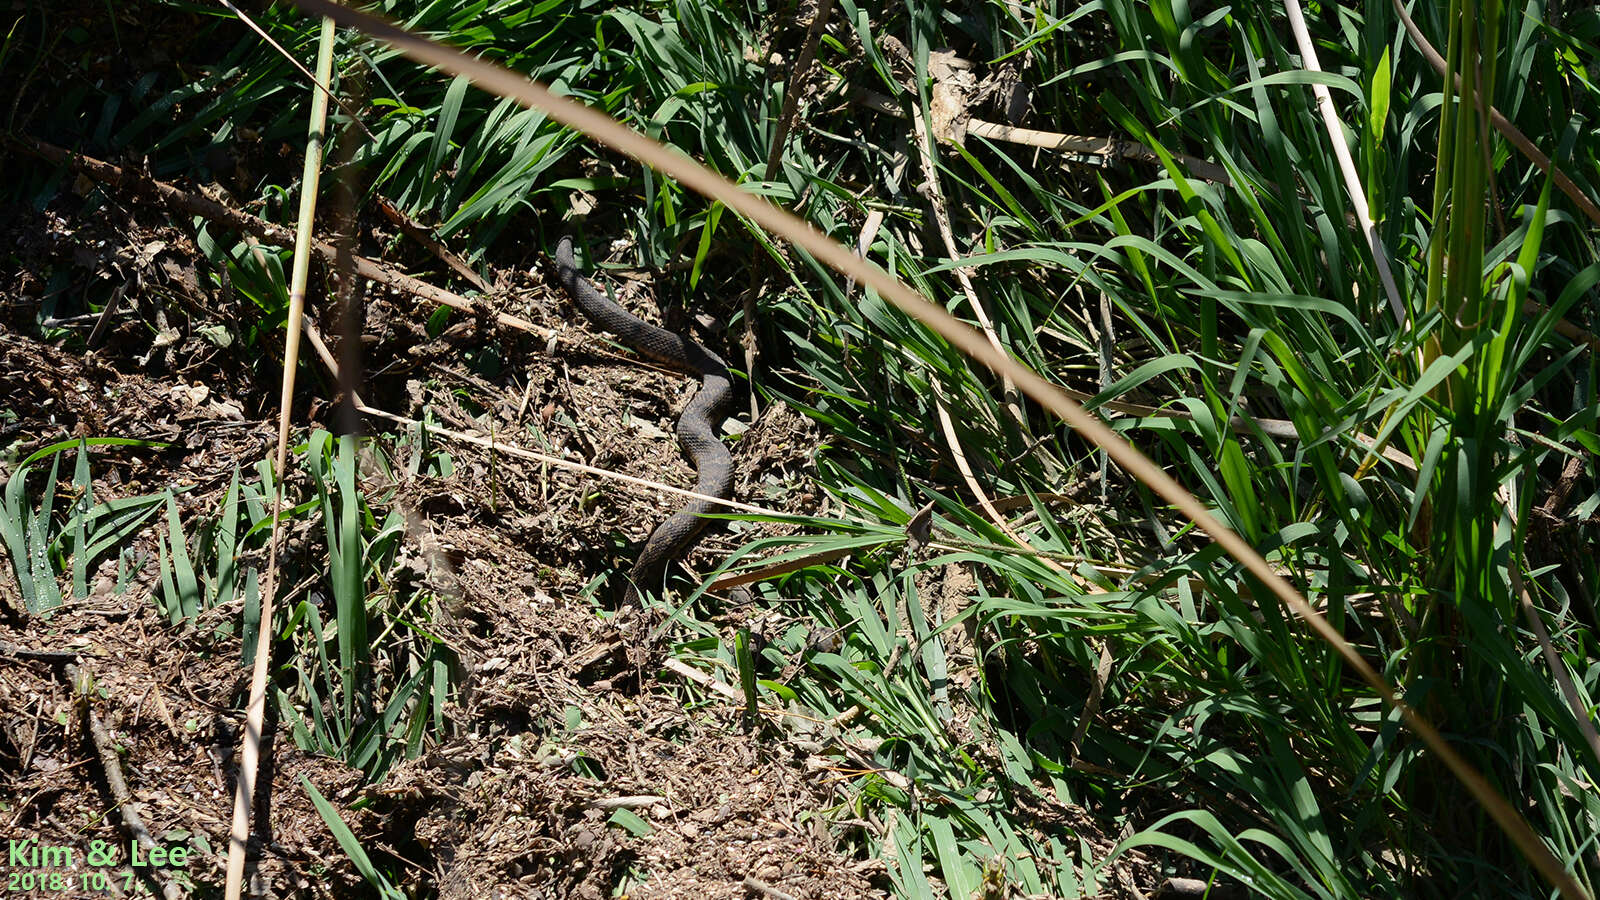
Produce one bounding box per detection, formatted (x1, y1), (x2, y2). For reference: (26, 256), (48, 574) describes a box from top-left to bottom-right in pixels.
(553, 236), (735, 605)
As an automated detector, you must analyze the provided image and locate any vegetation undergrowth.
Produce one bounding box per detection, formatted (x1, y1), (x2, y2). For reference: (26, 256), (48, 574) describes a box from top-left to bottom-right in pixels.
(5, 0), (1598, 896)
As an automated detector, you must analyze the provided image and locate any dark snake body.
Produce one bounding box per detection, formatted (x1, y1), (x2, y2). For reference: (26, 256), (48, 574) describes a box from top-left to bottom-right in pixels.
(553, 236), (735, 605)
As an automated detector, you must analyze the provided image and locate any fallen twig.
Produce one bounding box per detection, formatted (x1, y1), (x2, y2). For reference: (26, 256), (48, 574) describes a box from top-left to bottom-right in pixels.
(741, 875), (799, 900)
(586, 795), (666, 811)
(853, 88), (1235, 185)
(355, 403), (789, 518)
(0, 640), (84, 662)
(762, 0), (834, 183)
(67, 662), (184, 900)
(12, 136), (548, 340)
(661, 656), (743, 701)
(374, 195), (492, 292)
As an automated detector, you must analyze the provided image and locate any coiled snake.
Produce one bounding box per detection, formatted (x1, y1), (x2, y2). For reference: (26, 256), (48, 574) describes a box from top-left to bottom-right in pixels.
(553, 236), (735, 606)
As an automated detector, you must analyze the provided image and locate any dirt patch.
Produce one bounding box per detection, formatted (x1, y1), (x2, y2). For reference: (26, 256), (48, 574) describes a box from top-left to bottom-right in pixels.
(1, 587), (371, 897)
(0, 170), (889, 898)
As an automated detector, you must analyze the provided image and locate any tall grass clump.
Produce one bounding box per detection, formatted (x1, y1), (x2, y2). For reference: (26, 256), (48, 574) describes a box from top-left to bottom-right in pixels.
(744, 0), (1600, 895)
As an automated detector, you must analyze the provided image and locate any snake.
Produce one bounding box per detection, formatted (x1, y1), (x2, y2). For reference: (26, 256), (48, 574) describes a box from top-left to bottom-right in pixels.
(553, 236), (735, 605)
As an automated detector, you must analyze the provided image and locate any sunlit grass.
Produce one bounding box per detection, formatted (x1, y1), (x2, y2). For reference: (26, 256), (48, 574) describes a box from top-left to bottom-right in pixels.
(8, 0), (1598, 896)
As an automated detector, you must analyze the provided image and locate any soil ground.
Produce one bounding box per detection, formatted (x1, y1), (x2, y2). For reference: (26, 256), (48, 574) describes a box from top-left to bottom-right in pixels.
(0, 172), (914, 894)
(0, 6), (1150, 897)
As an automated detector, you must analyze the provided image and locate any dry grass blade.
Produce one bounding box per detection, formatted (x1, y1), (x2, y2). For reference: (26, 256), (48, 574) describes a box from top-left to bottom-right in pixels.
(1281, 0), (1405, 325)
(1501, 485), (1600, 769)
(224, 16), (337, 900)
(354, 405), (789, 519)
(212, 0), (375, 140)
(1391, 0), (1600, 228)
(286, 2), (1588, 895)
